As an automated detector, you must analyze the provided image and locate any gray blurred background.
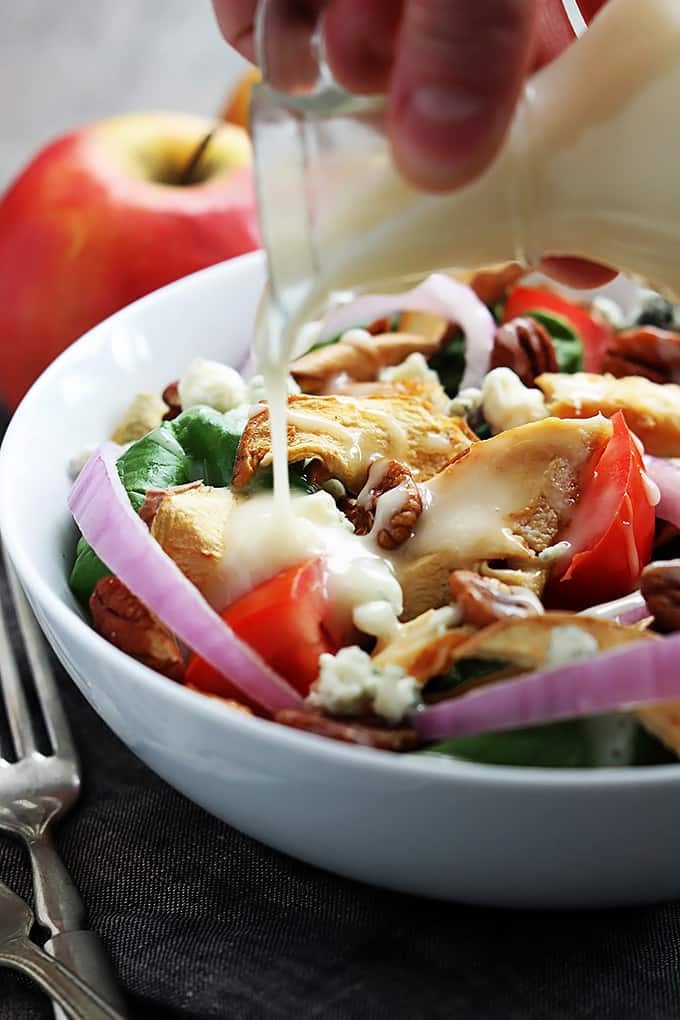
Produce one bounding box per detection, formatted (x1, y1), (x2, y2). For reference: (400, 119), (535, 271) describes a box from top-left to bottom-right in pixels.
(1, 0), (248, 190)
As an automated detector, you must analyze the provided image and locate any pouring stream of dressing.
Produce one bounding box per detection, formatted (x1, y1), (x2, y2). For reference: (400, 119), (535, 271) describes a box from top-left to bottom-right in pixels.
(255, 289), (294, 513)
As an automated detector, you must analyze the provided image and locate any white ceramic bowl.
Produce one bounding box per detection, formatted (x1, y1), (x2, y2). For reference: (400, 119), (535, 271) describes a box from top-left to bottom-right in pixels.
(2, 251), (679, 909)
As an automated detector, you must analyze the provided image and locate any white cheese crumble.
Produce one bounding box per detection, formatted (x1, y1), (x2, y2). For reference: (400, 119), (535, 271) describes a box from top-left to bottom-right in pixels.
(380, 352), (440, 386)
(543, 625), (599, 669)
(448, 387), (482, 418)
(308, 646), (420, 724)
(481, 367), (549, 434)
(179, 358), (247, 413)
(247, 373), (300, 405)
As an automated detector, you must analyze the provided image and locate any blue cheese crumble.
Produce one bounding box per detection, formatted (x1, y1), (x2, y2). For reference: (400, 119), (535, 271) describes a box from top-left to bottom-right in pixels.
(308, 646), (420, 724)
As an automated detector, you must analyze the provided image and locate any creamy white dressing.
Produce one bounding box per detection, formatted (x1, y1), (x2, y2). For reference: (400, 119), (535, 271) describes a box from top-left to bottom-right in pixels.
(212, 490), (402, 645)
(372, 484), (413, 539)
(641, 470), (662, 507)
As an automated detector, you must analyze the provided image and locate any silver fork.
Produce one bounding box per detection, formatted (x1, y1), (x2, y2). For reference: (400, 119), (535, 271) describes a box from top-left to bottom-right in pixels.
(0, 548), (127, 1016)
(0, 880), (125, 1020)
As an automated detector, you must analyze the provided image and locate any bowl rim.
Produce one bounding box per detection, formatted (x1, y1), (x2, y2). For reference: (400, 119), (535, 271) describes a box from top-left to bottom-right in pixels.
(2, 251), (680, 792)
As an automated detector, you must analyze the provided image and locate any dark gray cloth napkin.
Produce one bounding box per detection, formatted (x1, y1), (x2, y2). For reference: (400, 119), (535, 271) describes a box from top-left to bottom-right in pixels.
(1, 413), (680, 1020)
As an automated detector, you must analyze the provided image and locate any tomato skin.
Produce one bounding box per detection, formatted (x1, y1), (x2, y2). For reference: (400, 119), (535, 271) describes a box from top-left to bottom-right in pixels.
(503, 286), (613, 372)
(185, 558), (337, 700)
(546, 413), (655, 609)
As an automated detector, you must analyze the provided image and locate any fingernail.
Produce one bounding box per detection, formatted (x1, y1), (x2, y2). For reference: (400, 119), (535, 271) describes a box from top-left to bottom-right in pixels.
(392, 85), (489, 192)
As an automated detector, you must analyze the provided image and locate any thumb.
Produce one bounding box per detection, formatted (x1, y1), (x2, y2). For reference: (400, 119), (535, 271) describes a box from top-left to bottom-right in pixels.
(388, 0), (537, 192)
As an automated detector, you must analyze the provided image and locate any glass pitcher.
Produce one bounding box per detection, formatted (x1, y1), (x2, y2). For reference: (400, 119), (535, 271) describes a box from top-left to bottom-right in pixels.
(251, 0), (680, 353)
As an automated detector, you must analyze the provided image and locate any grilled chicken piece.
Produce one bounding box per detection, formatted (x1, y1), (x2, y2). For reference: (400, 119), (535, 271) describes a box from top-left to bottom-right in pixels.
(232, 393), (476, 494)
(150, 484), (235, 607)
(371, 609), (472, 684)
(441, 612), (655, 692)
(536, 372), (680, 457)
(392, 415), (612, 619)
(289, 330), (445, 394)
(111, 392), (168, 445)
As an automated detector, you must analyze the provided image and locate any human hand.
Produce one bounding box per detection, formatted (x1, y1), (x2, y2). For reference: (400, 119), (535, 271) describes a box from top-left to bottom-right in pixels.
(213, 0), (612, 286)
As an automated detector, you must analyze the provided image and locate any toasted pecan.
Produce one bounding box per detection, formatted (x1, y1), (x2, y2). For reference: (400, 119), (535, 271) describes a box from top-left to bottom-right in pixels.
(602, 327), (680, 384)
(641, 559), (680, 632)
(275, 709), (420, 751)
(90, 576), (185, 681)
(354, 459), (423, 550)
(449, 570), (544, 628)
(162, 381), (182, 421)
(491, 317), (558, 387)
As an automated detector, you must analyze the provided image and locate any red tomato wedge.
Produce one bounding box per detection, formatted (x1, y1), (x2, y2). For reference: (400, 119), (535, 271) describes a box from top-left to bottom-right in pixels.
(546, 413), (655, 609)
(185, 558), (336, 701)
(503, 285), (613, 372)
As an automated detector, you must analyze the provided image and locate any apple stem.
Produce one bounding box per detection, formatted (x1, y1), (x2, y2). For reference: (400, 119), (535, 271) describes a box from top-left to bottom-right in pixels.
(178, 127), (217, 186)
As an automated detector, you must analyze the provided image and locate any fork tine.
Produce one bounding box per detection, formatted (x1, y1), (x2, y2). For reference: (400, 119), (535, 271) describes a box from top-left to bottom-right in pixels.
(3, 552), (76, 760)
(0, 561), (38, 759)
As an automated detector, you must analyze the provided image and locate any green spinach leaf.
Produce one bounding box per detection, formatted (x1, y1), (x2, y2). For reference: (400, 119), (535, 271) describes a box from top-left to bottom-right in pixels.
(69, 537), (111, 606)
(171, 405), (242, 487)
(427, 657), (509, 696)
(116, 424), (190, 512)
(428, 331), (466, 397)
(421, 715), (675, 768)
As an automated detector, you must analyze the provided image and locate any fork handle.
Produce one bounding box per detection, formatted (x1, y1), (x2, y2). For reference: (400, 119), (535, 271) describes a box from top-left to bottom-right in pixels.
(28, 833), (127, 1015)
(2, 936), (126, 1020)
(45, 931), (128, 1016)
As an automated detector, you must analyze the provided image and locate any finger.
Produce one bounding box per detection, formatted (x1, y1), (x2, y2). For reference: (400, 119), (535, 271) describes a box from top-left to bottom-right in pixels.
(532, 0), (576, 68)
(212, 0), (258, 62)
(539, 256), (618, 290)
(324, 0), (403, 95)
(388, 0), (538, 193)
(258, 0), (329, 91)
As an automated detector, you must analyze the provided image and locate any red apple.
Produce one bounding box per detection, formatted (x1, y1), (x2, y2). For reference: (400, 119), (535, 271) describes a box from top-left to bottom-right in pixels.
(0, 112), (261, 410)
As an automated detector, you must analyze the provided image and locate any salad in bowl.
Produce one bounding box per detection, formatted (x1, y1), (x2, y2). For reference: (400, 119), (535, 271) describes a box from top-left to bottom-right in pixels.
(67, 263), (680, 770)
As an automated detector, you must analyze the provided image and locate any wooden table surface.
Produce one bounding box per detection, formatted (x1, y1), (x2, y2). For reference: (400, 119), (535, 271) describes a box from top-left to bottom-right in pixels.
(2, 1), (247, 190)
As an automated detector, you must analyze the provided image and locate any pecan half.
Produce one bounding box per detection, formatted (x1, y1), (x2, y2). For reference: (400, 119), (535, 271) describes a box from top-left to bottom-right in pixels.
(338, 497), (374, 537)
(90, 576), (185, 681)
(601, 327), (680, 384)
(640, 559), (680, 632)
(275, 709), (420, 751)
(449, 570), (544, 629)
(162, 380), (182, 420)
(490, 317), (558, 387)
(354, 459), (423, 549)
